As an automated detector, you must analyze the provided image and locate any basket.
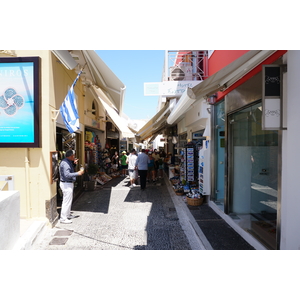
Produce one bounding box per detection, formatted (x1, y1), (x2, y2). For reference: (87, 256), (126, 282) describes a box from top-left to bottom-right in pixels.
(187, 197), (203, 206)
(175, 192), (184, 196)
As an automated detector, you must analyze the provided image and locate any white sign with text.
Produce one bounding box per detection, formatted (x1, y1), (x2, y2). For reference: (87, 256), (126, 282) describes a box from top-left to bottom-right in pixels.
(144, 81), (202, 97)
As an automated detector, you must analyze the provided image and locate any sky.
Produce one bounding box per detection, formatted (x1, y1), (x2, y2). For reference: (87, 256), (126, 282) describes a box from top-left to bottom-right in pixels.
(95, 50), (165, 121)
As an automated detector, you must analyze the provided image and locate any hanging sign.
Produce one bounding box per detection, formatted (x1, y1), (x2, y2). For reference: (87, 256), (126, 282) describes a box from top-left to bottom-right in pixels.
(262, 64), (285, 130)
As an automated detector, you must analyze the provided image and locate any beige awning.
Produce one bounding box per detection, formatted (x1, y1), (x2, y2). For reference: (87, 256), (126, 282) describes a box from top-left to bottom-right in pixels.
(52, 50), (78, 70)
(167, 50), (278, 125)
(82, 50), (126, 112)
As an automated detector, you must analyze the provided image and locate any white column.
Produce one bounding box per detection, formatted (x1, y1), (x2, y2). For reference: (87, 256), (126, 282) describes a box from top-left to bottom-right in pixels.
(281, 50), (300, 249)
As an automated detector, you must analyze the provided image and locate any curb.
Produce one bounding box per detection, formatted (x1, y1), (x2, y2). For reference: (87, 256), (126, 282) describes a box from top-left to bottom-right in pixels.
(164, 173), (213, 250)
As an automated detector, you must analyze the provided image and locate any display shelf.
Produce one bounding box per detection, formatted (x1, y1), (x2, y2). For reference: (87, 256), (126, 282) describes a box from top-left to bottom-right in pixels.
(198, 140), (210, 195)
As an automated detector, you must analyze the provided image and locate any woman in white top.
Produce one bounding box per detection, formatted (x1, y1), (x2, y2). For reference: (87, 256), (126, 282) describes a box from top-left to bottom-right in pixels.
(127, 149), (138, 188)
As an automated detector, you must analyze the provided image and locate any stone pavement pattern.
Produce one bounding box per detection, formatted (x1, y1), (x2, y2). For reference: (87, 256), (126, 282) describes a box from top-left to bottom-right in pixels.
(33, 176), (191, 250)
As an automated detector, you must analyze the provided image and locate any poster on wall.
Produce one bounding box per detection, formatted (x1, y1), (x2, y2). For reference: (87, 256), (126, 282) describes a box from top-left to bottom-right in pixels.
(0, 56), (40, 147)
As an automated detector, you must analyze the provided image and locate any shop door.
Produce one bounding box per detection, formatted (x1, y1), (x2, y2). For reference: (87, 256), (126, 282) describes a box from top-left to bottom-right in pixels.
(214, 100), (225, 209)
(228, 102), (278, 249)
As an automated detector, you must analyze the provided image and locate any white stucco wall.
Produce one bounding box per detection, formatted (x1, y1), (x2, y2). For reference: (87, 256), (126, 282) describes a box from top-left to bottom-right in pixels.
(0, 191), (20, 249)
(280, 50), (300, 249)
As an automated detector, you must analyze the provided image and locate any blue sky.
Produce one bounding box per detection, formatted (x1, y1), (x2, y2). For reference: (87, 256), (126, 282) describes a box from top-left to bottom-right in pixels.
(96, 50), (165, 121)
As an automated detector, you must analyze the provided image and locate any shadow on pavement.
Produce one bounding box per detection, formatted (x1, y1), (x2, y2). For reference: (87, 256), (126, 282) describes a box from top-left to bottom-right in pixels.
(70, 177), (126, 214)
(124, 178), (191, 250)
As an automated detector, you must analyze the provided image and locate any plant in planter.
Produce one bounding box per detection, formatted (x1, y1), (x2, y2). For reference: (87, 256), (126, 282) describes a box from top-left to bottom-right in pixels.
(85, 163), (99, 190)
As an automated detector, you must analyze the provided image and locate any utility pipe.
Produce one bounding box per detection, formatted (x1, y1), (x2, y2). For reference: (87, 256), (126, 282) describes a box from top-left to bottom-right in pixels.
(24, 148), (32, 218)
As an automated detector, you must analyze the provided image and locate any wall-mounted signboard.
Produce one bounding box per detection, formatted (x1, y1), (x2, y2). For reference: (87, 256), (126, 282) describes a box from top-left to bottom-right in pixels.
(0, 57), (41, 147)
(262, 64), (286, 130)
(144, 81), (201, 97)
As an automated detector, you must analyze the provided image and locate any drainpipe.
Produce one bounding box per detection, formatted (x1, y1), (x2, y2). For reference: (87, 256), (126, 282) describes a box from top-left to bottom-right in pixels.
(25, 148), (31, 218)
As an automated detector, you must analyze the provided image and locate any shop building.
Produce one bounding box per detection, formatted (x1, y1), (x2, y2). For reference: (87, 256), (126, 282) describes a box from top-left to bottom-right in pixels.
(140, 50), (300, 250)
(0, 50), (134, 229)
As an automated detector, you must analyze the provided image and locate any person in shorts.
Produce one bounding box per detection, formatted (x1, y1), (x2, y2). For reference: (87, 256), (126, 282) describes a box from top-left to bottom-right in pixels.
(119, 151), (128, 177)
(127, 149), (138, 188)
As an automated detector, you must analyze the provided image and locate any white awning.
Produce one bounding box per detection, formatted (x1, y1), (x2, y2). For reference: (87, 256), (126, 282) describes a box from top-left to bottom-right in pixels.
(89, 85), (134, 139)
(52, 50), (78, 70)
(82, 50), (126, 112)
(167, 50), (278, 125)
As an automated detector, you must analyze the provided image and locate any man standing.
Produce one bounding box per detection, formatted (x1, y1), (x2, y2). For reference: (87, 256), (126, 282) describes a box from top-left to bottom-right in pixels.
(135, 149), (150, 190)
(59, 149), (84, 224)
(119, 150), (128, 177)
(127, 148), (138, 188)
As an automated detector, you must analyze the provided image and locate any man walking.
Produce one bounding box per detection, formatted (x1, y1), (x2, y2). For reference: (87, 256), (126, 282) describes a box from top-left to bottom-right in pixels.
(127, 148), (138, 188)
(59, 149), (84, 224)
(135, 149), (150, 190)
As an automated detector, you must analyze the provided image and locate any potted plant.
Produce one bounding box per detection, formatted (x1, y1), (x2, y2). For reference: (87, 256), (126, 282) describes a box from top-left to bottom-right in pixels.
(85, 163), (99, 190)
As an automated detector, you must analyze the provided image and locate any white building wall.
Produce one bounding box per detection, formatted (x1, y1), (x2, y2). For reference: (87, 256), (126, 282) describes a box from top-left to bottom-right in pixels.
(281, 50), (300, 249)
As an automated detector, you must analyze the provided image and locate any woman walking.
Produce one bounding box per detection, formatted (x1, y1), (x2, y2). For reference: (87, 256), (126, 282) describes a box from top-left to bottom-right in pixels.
(147, 151), (156, 183)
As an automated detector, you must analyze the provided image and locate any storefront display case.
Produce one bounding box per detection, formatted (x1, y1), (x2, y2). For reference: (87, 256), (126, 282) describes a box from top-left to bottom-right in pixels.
(183, 141), (197, 183)
(198, 140), (210, 195)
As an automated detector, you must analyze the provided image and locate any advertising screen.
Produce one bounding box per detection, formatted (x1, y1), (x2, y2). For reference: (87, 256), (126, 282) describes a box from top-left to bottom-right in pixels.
(0, 57), (40, 147)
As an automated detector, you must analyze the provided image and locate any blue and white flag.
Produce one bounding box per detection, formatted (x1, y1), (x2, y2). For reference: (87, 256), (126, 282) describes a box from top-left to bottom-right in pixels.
(60, 70), (82, 133)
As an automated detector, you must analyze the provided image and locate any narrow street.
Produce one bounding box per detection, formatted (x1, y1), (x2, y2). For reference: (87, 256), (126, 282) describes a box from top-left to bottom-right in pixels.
(33, 176), (192, 250)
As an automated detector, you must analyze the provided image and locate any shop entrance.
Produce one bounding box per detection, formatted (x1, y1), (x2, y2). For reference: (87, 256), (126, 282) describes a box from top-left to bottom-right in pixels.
(228, 101), (278, 249)
(213, 100), (225, 210)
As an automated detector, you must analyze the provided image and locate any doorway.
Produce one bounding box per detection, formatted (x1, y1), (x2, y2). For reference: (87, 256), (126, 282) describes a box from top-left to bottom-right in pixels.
(214, 100), (225, 210)
(228, 101), (278, 249)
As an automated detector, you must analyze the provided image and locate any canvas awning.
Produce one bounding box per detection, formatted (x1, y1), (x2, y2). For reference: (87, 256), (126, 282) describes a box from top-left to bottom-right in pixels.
(52, 50), (78, 70)
(90, 85), (134, 139)
(82, 50), (126, 112)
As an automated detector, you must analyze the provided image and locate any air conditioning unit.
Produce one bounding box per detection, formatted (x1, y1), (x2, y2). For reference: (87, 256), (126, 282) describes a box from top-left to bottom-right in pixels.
(170, 65), (193, 81)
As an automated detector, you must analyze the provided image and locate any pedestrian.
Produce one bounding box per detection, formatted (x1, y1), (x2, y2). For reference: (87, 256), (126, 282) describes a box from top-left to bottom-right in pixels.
(59, 149), (84, 224)
(119, 150), (128, 177)
(157, 152), (165, 179)
(127, 148), (138, 188)
(152, 149), (160, 179)
(135, 148), (150, 190)
(147, 151), (156, 183)
(111, 151), (119, 172)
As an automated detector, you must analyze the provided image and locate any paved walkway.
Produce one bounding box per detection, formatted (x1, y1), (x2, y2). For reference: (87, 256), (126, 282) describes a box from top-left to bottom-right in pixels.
(32, 173), (256, 250)
(33, 176), (193, 250)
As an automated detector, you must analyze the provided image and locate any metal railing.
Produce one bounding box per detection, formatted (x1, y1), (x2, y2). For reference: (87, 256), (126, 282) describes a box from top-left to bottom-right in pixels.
(165, 50), (209, 81)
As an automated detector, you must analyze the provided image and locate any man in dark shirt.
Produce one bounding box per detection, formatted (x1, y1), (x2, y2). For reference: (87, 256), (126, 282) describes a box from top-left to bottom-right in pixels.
(135, 149), (150, 190)
(59, 149), (84, 224)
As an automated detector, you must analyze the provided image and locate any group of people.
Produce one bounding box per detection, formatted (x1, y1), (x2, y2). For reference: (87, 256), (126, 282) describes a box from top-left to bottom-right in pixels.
(58, 148), (173, 224)
(114, 148), (172, 190)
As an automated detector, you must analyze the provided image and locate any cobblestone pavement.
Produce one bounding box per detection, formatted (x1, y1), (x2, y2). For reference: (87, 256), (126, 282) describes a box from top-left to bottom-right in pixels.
(33, 176), (191, 250)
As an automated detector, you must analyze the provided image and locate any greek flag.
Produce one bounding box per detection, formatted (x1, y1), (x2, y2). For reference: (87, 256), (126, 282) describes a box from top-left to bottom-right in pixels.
(60, 70), (82, 133)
